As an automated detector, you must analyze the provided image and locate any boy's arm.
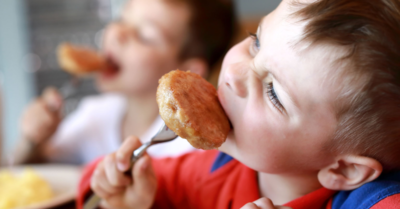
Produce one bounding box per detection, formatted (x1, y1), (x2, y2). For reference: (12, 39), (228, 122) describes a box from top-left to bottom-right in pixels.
(16, 91), (100, 165)
(13, 87), (62, 164)
(76, 149), (215, 209)
(76, 153), (196, 209)
(12, 138), (50, 164)
(77, 136), (157, 209)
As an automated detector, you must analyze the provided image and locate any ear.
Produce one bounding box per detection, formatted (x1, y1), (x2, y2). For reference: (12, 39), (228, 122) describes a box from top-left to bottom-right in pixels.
(178, 58), (209, 78)
(318, 155), (382, 191)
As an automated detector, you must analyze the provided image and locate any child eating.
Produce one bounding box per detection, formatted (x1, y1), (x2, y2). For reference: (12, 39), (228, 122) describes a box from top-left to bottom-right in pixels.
(78, 0), (400, 208)
(14, 0), (236, 164)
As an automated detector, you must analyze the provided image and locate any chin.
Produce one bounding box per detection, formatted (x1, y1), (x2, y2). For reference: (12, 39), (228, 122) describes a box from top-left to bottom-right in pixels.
(95, 80), (106, 92)
(95, 79), (118, 93)
(218, 132), (236, 156)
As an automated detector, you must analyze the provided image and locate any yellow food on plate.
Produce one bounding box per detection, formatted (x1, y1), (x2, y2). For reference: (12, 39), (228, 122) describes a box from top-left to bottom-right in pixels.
(0, 169), (53, 209)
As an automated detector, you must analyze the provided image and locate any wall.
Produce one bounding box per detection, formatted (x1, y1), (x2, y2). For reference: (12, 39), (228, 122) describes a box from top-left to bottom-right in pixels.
(0, 0), (33, 159)
(235, 0), (281, 21)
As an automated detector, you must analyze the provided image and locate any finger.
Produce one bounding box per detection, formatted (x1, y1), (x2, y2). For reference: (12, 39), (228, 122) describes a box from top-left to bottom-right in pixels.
(33, 100), (61, 133)
(241, 203), (260, 209)
(103, 154), (132, 187)
(253, 197), (274, 208)
(97, 176), (125, 196)
(36, 100), (60, 125)
(23, 100), (51, 126)
(21, 101), (59, 142)
(42, 87), (62, 111)
(251, 198), (292, 209)
(99, 200), (115, 209)
(92, 184), (111, 199)
(91, 161), (125, 199)
(132, 155), (157, 198)
(116, 136), (142, 171)
(91, 162), (112, 199)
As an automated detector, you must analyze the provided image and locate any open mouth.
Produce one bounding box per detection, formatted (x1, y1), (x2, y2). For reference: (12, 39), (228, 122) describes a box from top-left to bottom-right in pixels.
(102, 55), (120, 77)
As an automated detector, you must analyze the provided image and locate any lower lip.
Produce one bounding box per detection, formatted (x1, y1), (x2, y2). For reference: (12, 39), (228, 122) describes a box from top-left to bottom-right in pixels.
(100, 69), (119, 80)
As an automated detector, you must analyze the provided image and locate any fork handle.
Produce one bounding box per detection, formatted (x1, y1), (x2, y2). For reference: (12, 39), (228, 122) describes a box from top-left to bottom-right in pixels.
(83, 194), (101, 209)
(83, 142), (152, 209)
(123, 142), (151, 175)
(59, 77), (80, 100)
(129, 142), (151, 168)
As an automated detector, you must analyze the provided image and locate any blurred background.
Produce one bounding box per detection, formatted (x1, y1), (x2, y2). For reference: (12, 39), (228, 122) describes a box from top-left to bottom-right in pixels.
(0, 0), (281, 159)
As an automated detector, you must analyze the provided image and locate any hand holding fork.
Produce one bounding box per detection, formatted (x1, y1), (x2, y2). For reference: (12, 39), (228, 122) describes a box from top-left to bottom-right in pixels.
(84, 124), (178, 209)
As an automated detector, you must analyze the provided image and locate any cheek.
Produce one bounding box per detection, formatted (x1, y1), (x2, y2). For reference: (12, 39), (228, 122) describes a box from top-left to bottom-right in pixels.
(239, 105), (275, 148)
(125, 48), (172, 74)
(121, 50), (178, 90)
(124, 47), (156, 69)
(234, 103), (296, 170)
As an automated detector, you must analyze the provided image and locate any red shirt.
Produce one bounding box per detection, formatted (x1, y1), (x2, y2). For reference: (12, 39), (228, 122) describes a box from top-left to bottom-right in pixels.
(76, 150), (400, 209)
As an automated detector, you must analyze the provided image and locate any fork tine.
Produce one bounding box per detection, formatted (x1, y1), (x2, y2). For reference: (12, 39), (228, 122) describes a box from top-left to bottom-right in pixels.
(151, 123), (178, 142)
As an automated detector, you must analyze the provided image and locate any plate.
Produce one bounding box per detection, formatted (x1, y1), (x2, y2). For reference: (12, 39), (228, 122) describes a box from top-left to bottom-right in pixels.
(0, 164), (82, 209)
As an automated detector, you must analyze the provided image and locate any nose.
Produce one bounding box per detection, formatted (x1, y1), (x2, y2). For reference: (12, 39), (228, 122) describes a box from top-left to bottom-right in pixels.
(107, 22), (131, 46)
(224, 62), (250, 98)
(117, 24), (132, 45)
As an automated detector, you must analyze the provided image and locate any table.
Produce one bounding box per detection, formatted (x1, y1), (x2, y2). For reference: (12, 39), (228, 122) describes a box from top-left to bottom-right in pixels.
(51, 200), (76, 209)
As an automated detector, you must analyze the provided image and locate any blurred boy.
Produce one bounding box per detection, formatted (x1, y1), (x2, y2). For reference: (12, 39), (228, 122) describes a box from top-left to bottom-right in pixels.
(77, 0), (400, 208)
(14, 0), (236, 164)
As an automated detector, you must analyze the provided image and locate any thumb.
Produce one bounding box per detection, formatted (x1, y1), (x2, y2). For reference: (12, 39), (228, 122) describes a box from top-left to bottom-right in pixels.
(244, 197), (293, 209)
(42, 87), (62, 111)
(116, 136), (142, 171)
(132, 155), (157, 195)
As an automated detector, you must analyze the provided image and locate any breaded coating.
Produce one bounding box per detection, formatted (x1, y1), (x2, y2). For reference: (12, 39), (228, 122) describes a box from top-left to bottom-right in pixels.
(57, 43), (106, 76)
(157, 70), (230, 150)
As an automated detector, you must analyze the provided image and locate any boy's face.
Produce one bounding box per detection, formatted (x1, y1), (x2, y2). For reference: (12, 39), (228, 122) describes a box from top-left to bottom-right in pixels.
(97, 0), (190, 95)
(218, 0), (344, 174)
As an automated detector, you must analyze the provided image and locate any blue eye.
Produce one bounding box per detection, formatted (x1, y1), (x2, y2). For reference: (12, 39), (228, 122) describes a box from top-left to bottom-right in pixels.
(266, 83), (284, 113)
(249, 32), (260, 50)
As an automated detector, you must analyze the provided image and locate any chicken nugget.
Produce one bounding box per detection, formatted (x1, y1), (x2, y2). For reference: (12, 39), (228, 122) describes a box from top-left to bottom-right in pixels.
(57, 43), (107, 76)
(157, 70), (230, 150)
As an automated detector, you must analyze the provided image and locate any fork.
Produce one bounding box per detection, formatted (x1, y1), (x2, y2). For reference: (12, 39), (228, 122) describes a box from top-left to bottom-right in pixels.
(59, 77), (80, 100)
(83, 122), (178, 209)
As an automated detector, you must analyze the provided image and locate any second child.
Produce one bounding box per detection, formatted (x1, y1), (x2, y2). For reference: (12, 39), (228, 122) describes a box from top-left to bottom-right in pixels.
(15, 0), (236, 164)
